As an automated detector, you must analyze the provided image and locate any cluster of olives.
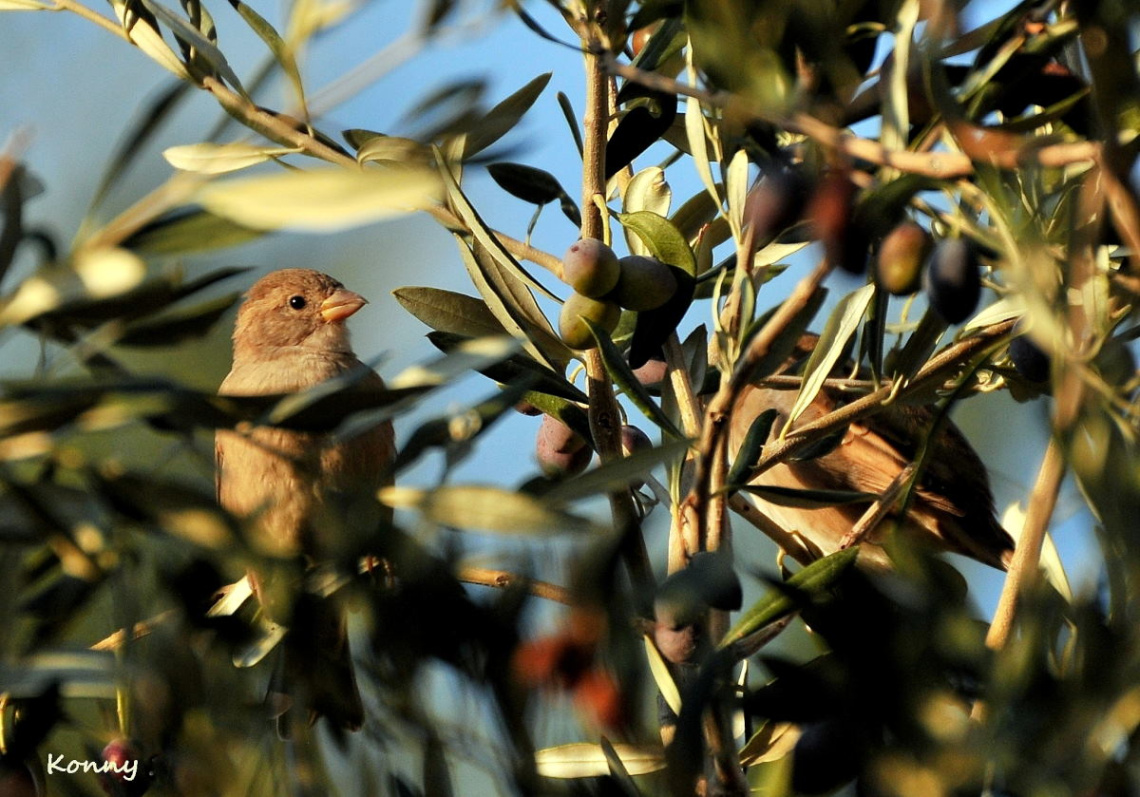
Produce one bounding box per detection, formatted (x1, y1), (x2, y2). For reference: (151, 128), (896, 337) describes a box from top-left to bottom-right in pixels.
(874, 221), (982, 325)
(557, 239), (677, 350)
(534, 413), (651, 478)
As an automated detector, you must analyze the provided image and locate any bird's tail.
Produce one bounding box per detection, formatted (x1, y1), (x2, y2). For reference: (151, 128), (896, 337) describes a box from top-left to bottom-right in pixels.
(273, 592), (364, 737)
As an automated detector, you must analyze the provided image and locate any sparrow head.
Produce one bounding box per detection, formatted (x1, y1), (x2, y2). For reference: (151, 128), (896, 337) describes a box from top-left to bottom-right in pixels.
(232, 269), (367, 358)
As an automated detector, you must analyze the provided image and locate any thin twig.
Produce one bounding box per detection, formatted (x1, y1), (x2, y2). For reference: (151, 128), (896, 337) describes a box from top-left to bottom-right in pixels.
(458, 567), (572, 605)
(984, 437), (1066, 651)
(604, 57), (1102, 180)
(579, 20), (654, 602)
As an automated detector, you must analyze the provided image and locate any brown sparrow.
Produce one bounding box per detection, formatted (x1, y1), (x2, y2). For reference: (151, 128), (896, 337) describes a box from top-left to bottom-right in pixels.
(730, 334), (1014, 571)
(216, 268), (395, 730)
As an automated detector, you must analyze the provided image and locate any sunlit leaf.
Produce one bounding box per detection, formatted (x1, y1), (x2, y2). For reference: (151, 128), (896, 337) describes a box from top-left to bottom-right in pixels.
(534, 743), (665, 778)
(617, 210), (697, 277)
(140, 0), (245, 91)
(644, 634), (682, 716)
(784, 283), (874, 432)
(164, 142), (300, 174)
(737, 484), (876, 508)
(426, 331), (587, 403)
(379, 484), (592, 535)
(389, 336), (520, 389)
(543, 439), (691, 504)
(720, 548), (859, 650)
(197, 166), (442, 231)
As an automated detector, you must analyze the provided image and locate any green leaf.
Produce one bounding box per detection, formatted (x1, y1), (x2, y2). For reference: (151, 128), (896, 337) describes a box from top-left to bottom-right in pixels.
(452, 234), (571, 370)
(389, 336), (521, 389)
(116, 292), (240, 346)
(720, 548), (860, 650)
(726, 408), (777, 487)
(784, 283), (875, 431)
(543, 439), (691, 504)
(342, 128), (385, 150)
(355, 135), (430, 165)
(163, 142), (300, 174)
(534, 743), (665, 779)
(736, 484), (876, 508)
(197, 166), (443, 231)
(394, 286), (507, 339)
(227, 0), (306, 112)
(140, 0), (246, 93)
(0, 0), (54, 9)
(584, 317), (686, 439)
(617, 210), (697, 277)
(683, 92), (719, 209)
(123, 208), (264, 255)
(487, 162), (566, 206)
(644, 634), (682, 716)
(426, 331), (588, 403)
(379, 484), (592, 535)
(670, 187), (721, 242)
(439, 153), (562, 296)
(463, 72), (552, 159)
(109, 0), (192, 80)
(97, 471), (238, 548)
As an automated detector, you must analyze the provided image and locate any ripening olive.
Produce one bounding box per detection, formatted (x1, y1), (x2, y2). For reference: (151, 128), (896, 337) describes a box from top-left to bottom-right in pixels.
(876, 221), (932, 296)
(744, 168), (810, 242)
(923, 238), (981, 324)
(562, 239), (621, 299)
(559, 292), (621, 350)
(536, 415), (591, 477)
(608, 255), (677, 311)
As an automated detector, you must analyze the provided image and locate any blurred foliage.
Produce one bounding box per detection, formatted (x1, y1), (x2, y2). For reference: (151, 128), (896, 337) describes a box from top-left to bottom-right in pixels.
(2, 0), (1140, 795)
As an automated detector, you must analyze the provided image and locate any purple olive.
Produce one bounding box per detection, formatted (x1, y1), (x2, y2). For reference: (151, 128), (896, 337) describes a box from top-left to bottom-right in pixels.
(923, 238), (981, 324)
(1009, 334), (1050, 383)
(536, 415), (591, 476)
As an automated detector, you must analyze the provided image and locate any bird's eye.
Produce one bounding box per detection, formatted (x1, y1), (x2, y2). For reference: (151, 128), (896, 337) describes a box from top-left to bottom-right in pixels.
(288, 295), (307, 310)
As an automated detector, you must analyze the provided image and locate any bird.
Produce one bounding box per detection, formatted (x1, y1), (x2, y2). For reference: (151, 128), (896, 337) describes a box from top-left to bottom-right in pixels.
(729, 333), (1014, 571)
(215, 268), (395, 731)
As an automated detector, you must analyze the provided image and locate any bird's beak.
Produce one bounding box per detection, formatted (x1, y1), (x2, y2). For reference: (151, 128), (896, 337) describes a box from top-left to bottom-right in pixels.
(320, 289), (367, 323)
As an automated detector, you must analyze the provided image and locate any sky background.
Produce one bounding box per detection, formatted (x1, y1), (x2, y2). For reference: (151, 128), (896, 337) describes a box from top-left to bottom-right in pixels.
(0, 0), (1103, 786)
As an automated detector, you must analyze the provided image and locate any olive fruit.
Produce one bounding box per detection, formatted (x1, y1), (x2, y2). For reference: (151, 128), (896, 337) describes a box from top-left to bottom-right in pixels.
(744, 168), (810, 242)
(608, 255), (677, 311)
(100, 738), (150, 796)
(562, 239), (620, 299)
(559, 292), (621, 350)
(632, 355), (667, 392)
(1009, 333), (1050, 383)
(876, 221), (932, 296)
(620, 424), (653, 489)
(807, 171), (862, 273)
(536, 415), (591, 477)
(620, 425), (652, 456)
(923, 238), (981, 324)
